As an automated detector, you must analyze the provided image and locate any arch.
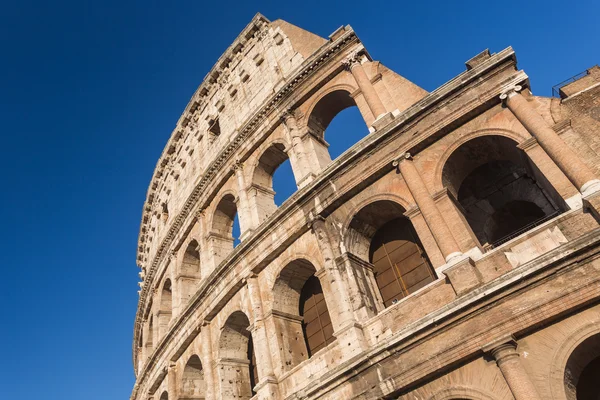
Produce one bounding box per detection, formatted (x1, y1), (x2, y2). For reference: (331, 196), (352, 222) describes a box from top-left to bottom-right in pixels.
(181, 354), (205, 399)
(159, 391), (168, 400)
(272, 258), (334, 368)
(249, 142), (294, 224)
(211, 193), (238, 238)
(306, 88), (358, 138)
(433, 129), (529, 193)
(561, 331), (600, 400)
(440, 134), (565, 247)
(345, 200), (436, 308)
(218, 310), (256, 399)
(160, 279), (172, 313)
(181, 239), (201, 276)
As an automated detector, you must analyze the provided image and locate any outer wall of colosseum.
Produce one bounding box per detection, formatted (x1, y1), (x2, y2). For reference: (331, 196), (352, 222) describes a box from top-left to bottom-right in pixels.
(130, 13), (600, 400)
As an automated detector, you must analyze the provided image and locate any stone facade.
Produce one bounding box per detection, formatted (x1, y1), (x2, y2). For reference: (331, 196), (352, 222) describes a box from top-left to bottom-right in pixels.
(130, 13), (600, 400)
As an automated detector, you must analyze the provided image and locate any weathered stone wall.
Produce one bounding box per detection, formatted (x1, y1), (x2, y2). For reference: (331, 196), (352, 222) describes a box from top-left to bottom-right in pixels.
(131, 14), (600, 400)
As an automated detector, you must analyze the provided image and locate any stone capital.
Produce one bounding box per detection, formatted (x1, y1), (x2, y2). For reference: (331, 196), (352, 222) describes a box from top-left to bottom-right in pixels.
(392, 152), (412, 168)
(231, 160), (244, 172)
(341, 50), (362, 70)
(499, 84), (523, 103)
(482, 335), (518, 359)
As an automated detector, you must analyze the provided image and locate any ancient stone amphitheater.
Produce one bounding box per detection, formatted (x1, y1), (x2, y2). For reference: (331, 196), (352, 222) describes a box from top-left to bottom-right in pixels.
(131, 13), (600, 400)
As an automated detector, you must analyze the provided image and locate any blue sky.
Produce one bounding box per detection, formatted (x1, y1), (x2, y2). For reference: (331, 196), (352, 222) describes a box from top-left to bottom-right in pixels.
(0, 1), (598, 399)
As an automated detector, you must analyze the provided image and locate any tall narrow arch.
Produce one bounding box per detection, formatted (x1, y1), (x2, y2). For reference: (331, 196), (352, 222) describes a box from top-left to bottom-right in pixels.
(272, 258), (334, 372)
(304, 88), (369, 166)
(181, 354), (205, 399)
(441, 135), (566, 248)
(159, 391), (168, 400)
(249, 142), (294, 224)
(218, 311), (256, 399)
(346, 200), (436, 308)
(181, 240), (201, 276)
(209, 194), (239, 266)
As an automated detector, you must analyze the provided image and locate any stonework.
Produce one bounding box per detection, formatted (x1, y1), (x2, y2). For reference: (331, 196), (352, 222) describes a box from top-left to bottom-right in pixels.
(131, 13), (600, 400)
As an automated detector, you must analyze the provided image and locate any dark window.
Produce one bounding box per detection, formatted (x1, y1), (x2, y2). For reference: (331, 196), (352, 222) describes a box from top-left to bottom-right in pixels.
(370, 218), (435, 307)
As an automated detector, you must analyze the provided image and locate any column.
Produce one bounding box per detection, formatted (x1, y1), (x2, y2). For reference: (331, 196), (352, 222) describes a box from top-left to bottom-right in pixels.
(394, 153), (462, 262)
(167, 363), (178, 400)
(484, 337), (542, 400)
(200, 321), (217, 400)
(502, 85), (600, 196)
(245, 274), (280, 398)
(309, 216), (356, 329)
(342, 52), (387, 119)
(232, 162), (254, 234)
(281, 110), (312, 186)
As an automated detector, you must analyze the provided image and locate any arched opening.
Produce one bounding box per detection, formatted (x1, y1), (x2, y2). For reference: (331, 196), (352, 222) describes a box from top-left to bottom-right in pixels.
(307, 89), (369, 163)
(182, 240), (200, 276)
(157, 279), (173, 338)
(564, 333), (600, 400)
(272, 259), (334, 372)
(218, 311), (256, 399)
(160, 391), (168, 400)
(346, 200), (436, 308)
(442, 135), (566, 248)
(250, 143), (295, 225)
(160, 279), (172, 313)
(145, 315), (154, 350)
(210, 194), (239, 266)
(179, 240), (201, 308)
(181, 355), (205, 399)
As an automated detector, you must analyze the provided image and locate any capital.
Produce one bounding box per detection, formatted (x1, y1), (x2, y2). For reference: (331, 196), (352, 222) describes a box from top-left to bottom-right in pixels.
(194, 208), (205, 220)
(231, 160), (244, 172)
(499, 84), (523, 103)
(307, 213), (326, 231)
(392, 152), (412, 167)
(341, 50), (362, 70)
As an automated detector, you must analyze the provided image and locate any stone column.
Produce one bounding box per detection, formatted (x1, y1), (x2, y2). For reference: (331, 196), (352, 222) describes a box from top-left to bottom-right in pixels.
(200, 321), (217, 400)
(502, 85), (600, 196)
(167, 363), (178, 399)
(309, 216), (369, 358)
(232, 162), (254, 235)
(343, 52), (387, 119)
(281, 110), (313, 187)
(484, 337), (542, 400)
(394, 153), (463, 262)
(245, 274), (280, 398)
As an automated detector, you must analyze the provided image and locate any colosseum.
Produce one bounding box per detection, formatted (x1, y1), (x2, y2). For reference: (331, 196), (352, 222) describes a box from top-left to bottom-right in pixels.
(130, 13), (600, 400)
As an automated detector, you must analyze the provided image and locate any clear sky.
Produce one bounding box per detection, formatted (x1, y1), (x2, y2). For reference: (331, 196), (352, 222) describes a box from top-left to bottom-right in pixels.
(1, 1), (598, 399)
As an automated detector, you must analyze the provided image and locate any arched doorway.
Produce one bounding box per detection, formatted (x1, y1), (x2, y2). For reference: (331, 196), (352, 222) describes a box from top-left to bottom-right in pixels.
(181, 355), (205, 399)
(442, 135), (565, 248)
(272, 258), (334, 373)
(347, 200), (436, 308)
(218, 311), (256, 399)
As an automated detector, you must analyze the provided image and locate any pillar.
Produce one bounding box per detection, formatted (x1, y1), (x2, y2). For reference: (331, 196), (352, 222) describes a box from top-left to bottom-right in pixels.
(167, 363), (178, 400)
(245, 274), (280, 398)
(281, 109), (329, 187)
(502, 85), (600, 196)
(281, 110), (314, 186)
(394, 153), (462, 262)
(232, 162), (254, 235)
(484, 337), (542, 400)
(342, 51), (387, 119)
(309, 216), (355, 330)
(200, 321), (217, 400)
